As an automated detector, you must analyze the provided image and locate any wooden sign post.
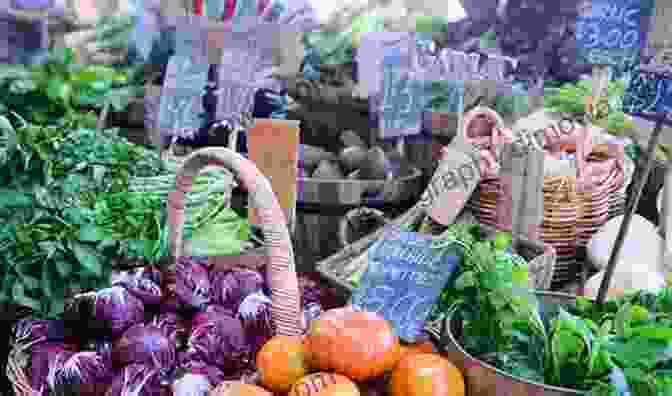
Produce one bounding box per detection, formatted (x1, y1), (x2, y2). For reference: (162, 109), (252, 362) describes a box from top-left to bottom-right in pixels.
(597, 62), (669, 304)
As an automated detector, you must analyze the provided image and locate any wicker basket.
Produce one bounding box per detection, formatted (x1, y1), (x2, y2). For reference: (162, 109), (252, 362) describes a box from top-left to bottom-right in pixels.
(6, 147), (303, 396)
(461, 106), (634, 287)
(164, 147), (303, 334)
(317, 202), (556, 299)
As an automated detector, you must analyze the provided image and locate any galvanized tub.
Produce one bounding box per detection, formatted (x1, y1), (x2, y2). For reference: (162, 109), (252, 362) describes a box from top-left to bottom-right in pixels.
(426, 291), (586, 396)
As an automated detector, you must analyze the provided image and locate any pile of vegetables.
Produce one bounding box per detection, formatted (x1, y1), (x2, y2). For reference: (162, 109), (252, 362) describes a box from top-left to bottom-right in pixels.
(0, 48), (142, 126)
(210, 306), (465, 396)
(427, 223), (672, 394)
(543, 79), (634, 137)
(10, 261), (334, 395)
(0, 112), (165, 317)
(0, 91), (246, 316)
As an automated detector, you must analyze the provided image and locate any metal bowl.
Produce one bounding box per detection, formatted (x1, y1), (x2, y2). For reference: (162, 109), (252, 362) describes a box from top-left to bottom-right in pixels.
(427, 291), (586, 396)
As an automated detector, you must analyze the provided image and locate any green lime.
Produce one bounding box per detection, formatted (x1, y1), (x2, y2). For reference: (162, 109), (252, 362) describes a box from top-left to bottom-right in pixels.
(493, 232), (513, 251)
(631, 305), (650, 324)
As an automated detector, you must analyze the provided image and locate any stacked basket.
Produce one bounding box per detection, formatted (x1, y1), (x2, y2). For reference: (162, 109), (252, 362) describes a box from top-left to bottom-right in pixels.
(463, 110), (633, 287)
(541, 176), (581, 286)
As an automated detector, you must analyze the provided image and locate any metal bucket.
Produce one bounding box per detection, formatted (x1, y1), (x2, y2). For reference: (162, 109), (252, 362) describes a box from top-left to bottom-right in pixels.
(428, 291), (586, 396)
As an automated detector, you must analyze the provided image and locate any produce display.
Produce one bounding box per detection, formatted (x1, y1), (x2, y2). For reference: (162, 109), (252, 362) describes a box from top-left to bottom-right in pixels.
(300, 136), (398, 181)
(9, 262), (337, 395)
(0, 48), (142, 125)
(0, 108), (243, 318)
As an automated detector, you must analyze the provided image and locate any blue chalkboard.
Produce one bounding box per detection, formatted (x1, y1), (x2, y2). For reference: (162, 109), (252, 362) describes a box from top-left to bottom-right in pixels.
(622, 66), (672, 124)
(377, 53), (429, 138)
(158, 55), (209, 141)
(158, 23), (210, 142)
(350, 226), (461, 342)
(575, 0), (655, 73)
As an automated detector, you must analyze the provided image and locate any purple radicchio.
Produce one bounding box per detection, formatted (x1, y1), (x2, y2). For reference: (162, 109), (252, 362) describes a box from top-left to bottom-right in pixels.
(184, 307), (249, 371)
(92, 286), (146, 336)
(111, 323), (176, 371)
(176, 257), (211, 310)
(171, 372), (212, 396)
(29, 342), (76, 394)
(112, 269), (163, 306)
(237, 291), (274, 357)
(46, 350), (114, 396)
(178, 359), (226, 390)
(13, 319), (51, 346)
(210, 269), (264, 311)
(298, 275), (324, 307)
(105, 363), (166, 396)
(153, 312), (188, 349)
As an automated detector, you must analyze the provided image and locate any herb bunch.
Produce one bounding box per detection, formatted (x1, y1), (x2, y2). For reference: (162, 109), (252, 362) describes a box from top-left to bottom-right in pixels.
(0, 114), (164, 318)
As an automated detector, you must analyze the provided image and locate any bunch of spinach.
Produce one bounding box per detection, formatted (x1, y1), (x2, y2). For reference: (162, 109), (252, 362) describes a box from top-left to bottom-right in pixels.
(543, 79), (634, 136)
(433, 221), (672, 394)
(95, 191), (167, 261)
(0, 113), (165, 318)
(0, 48), (142, 125)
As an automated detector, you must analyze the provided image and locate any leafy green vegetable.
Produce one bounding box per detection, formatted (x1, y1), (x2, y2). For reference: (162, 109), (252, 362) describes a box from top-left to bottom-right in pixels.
(0, 48), (142, 125)
(0, 113), (164, 318)
(428, 221), (672, 393)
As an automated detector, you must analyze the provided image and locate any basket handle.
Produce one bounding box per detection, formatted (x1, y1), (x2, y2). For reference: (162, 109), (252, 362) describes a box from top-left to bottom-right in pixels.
(166, 147), (303, 336)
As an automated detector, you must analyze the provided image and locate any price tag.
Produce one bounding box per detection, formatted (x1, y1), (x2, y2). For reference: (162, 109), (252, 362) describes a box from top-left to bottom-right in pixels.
(377, 60), (428, 138)
(350, 226), (460, 342)
(214, 79), (259, 121)
(575, 0), (655, 74)
(159, 55), (209, 141)
(623, 66), (672, 124)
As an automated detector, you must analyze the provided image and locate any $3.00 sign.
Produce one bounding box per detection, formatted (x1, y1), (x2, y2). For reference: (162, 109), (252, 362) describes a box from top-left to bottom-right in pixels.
(350, 226), (460, 342)
(575, 0), (654, 72)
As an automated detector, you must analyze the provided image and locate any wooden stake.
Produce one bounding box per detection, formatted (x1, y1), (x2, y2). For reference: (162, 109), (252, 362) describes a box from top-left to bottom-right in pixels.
(597, 115), (666, 304)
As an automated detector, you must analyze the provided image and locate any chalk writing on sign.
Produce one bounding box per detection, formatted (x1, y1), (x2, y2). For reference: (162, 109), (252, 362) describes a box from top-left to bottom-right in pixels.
(378, 65), (428, 138)
(158, 56), (209, 140)
(622, 67), (672, 122)
(414, 45), (518, 84)
(575, 0), (654, 70)
(214, 79), (259, 121)
(350, 226), (460, 342)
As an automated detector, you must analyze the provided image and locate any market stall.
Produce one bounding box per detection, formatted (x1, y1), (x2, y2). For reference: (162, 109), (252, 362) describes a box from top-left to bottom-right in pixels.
(3, 0), (672, 395)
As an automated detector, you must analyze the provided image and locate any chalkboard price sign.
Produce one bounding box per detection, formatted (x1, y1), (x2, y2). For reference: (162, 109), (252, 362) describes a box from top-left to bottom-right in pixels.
(158, 56), (209, 141)
(378, 64), (428, 138)
(622, 66), (672, 123)
(575, 0), (654, 72)
(350, 226), (461, 342)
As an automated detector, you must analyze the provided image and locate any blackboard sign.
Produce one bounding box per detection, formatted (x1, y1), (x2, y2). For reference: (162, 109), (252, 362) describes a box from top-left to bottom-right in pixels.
(159, 56), (210, 141)
(378, 53), (429, 138)
(575, 0), (655, 73)
(350, 226), (461, 342)
(622, 66), (672, 124)
(158, 21), (210, 142)
(214, 21), (285, 122)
